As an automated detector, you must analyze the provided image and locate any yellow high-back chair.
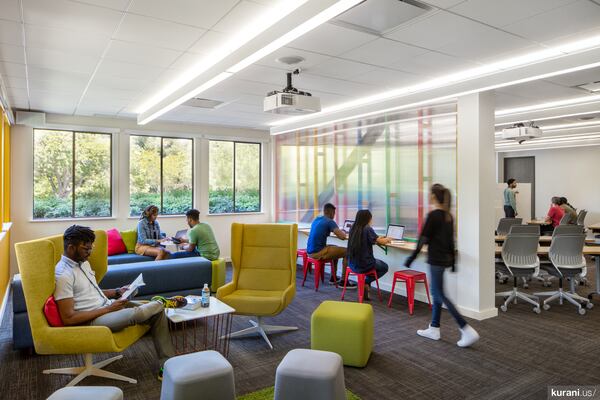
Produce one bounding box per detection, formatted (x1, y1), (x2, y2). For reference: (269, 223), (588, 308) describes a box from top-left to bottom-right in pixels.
(217, 223), (298, 349)
(15, 230), (149, 386)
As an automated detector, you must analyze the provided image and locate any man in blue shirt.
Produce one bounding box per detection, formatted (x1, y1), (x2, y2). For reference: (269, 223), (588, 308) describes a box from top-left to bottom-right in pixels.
(307, 203), (355, 288)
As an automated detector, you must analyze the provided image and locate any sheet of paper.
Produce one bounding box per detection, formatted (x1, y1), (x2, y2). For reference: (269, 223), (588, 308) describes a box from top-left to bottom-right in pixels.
(120, 273), (145, 300)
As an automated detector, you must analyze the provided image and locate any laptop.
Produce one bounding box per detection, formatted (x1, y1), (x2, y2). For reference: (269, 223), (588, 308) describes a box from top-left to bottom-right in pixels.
(386, 224), (405, 245)
(342, 219), (354, 234)
(171, 229), (188, 244)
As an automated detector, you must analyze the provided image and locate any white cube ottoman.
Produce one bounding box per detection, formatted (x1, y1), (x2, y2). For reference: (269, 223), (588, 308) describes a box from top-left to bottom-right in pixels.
(274, 349), (345, 400)
(47, 386), (123, 400)
(160, 350), (235, 400)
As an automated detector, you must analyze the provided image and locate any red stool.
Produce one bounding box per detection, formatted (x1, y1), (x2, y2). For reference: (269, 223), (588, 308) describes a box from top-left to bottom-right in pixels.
(303, 257), (337, 291)
(388, 270), (432, 314)
(340, 268), (382, 303)
(297, 249), (308, 274)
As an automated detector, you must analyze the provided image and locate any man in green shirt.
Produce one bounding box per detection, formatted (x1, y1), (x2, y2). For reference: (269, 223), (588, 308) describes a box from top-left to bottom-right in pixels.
(173, 209), (220, 261)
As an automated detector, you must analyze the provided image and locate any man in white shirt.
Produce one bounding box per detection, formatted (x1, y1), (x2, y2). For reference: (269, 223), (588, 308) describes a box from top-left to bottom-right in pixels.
(54, 225), (174, 380)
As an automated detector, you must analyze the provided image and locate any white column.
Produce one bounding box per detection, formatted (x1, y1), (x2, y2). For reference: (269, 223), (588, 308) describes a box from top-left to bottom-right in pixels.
(455, 91), (498, 320)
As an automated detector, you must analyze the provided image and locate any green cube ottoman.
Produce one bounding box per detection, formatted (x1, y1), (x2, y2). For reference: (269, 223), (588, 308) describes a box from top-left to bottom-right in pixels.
(311, 300), (374, 367)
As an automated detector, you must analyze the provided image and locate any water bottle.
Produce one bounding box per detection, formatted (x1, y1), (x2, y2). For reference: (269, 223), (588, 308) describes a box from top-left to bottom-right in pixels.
(201, 283), (210, 308)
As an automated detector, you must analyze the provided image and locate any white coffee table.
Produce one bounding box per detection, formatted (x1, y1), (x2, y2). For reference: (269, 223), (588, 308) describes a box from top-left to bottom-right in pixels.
(165, 297), (235, 357)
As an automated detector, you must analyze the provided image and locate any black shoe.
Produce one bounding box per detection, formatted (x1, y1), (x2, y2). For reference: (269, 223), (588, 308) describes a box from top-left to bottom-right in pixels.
(340, 281), (358, 290)
(328, 278), (340, 285)
(363, 286), (370, 301)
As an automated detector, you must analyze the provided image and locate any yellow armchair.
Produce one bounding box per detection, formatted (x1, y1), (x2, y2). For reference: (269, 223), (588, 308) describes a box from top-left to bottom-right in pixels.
(15, 230), (149, 386)
(217, 223), (298, 349)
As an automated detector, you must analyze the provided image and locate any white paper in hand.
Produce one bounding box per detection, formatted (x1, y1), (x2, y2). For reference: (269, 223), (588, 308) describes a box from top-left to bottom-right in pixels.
(120, 273), (145, 300)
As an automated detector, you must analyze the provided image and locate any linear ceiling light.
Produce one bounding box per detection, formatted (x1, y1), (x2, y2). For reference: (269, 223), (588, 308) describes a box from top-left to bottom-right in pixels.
(137, 0), (363, 125)
(495, 93), (600, 117)
(494, 119), (600, 135)
(495, 132), (600, 148)
(270, 34), (600, 128)
(495, 110), (600, 127)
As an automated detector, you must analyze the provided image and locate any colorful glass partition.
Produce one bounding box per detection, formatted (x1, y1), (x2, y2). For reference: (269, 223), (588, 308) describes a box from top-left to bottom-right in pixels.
(275, 102), (457, 237)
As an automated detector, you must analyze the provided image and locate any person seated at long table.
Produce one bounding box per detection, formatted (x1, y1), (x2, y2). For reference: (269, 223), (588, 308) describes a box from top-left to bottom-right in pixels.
(307, 203), (355, 288)
(540, 197), (565, 234)
(559, 197), (577, 225)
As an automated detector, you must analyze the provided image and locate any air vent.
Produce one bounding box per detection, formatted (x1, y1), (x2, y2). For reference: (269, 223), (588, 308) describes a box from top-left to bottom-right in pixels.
(182, 97), (225, 109)
(576, 81), (600, 93)
(332, 0), (432, 35)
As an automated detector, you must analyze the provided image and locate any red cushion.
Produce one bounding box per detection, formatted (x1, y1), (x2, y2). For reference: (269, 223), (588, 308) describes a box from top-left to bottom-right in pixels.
(44, 296), (64, 327)
(107, 228), (127, 256)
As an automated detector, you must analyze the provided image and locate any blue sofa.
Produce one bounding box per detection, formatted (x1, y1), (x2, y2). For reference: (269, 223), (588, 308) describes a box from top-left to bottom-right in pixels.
(12, 255), (216, 351)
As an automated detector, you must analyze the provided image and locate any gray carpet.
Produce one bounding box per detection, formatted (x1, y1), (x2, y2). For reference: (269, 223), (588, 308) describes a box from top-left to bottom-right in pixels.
(1, 263), (599, 400)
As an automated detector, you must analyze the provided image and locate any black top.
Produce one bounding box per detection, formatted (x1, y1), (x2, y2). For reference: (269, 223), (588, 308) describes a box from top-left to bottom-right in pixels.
(348, 226), (378, 273)
(408, 209), (455, 269)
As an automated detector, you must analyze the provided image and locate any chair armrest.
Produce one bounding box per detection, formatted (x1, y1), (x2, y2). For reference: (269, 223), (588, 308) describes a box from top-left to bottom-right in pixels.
(216, 281), (236, 299)
(35, 325), (120, 355)
(281, 283), (296, 310)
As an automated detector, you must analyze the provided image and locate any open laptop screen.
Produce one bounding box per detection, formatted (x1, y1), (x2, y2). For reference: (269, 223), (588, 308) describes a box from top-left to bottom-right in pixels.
(342, 219), (354, 233)
(386, 224), (405, 240)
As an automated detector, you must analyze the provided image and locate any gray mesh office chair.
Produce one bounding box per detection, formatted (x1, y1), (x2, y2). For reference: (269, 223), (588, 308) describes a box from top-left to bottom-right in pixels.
(576, 209), (587, 226)
(559, 213), (571, 225)
(495, 234), (541, 313)
(496, 218), (523, 236)
(534, 234), (592, 315)
(509, 225), (540, 235)
(553, 225), (584, 236)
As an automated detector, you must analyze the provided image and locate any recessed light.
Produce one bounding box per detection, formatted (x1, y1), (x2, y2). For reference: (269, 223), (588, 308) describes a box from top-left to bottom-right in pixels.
(276, 56), (306, 65)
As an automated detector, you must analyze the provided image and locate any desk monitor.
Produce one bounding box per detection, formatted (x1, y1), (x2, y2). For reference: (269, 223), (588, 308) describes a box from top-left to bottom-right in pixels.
(342, 219), (354, 233)
(386, 224), (405, 241)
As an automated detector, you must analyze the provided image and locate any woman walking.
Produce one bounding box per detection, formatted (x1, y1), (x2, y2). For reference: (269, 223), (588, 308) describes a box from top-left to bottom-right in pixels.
(405, 184), (479, 347)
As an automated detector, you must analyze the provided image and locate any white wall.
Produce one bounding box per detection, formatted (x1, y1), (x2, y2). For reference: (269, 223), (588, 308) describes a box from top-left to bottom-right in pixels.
(10, 113), (273, 275)
(499, 145), (600, 226)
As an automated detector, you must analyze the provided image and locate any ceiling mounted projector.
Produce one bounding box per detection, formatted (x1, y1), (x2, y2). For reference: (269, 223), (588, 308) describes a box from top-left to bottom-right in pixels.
(502, 122), (542, 144)
(264, 69), (321, 115)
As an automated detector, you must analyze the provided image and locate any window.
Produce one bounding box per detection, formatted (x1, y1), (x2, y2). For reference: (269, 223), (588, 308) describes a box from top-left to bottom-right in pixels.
(129, 135), (193, 216)
(209, 141), (261, 213)
(33, 129), (112, 219)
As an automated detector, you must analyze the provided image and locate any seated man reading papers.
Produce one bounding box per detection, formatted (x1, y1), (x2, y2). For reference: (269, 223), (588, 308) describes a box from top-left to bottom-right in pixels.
(54, 225), (175, 380)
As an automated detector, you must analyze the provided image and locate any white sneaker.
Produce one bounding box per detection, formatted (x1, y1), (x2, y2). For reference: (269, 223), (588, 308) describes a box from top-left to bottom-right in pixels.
(417, 325), (440, 341)
(457, 325), (480, 348)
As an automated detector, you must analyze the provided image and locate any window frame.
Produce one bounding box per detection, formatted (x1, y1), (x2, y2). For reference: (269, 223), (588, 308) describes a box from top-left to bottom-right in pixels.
(208, 139), (262, 215)
(129, 134), (194, 217)
(32, 128), (113, 220)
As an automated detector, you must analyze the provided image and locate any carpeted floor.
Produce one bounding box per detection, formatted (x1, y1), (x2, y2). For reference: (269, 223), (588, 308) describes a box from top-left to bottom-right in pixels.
(1, 262), (599, 400)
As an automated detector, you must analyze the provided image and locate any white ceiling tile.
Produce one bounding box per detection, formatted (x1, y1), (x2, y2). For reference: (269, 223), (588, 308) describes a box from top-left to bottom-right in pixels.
(308, 58), (375, 80)
(438, 29), (533, 61)
(28, 78), (86, 95)
(449, 0), (577, 28)
(233, 64), (288, 86)
(350, 67), (421, 87)
(168, 52), (206, 71)
(27, 65), (88, 83)
(503, 1), (600, 42)
(9, 95), (30, 108)
(341, 38), (428, 68)
(27, 46), (99, 74)
(0, 0), (22, 21)
(288, 23), (377, 56)
(497, 80), (585, 101)
(420, 0), (466, 9)
(0, 61), (26, 78)
(211, 0), (269, 34)
(129, 0), (238, 29)
(25, 25), (109, 58)
(6, 87), (28, 99)
(94, 59), (165, 81)
(22, 0), (123, 36)
(256, 47), (332, 70)
(104, 40), (182, 68)
(187, 30), (229, 55)
(294, 73), (375, 97)
(393, 50), (476, 77)
(90, 75), (150, 92)
(29, 91), (78, 113)
(84, 84), (141, 101)
(0, 20), (23, 46)
(75, 0), (131, 11)
(115, 13), (205, 52)
(4, 76), (27, 89)
(0, 43), (25, 63)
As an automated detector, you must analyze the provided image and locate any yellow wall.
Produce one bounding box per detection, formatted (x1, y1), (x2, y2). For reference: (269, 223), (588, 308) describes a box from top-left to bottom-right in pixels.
(0, 111), (10, 304)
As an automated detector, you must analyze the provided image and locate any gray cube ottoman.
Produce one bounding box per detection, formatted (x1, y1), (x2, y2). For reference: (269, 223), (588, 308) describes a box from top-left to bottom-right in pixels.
(274, 349), (346, 400)
(160, 350), (235, 400)
(47, 386), (123, 400)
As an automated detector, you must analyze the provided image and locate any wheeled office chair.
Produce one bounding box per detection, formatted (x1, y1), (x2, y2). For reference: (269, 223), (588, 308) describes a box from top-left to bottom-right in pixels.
(509, 225), (540, 235)
(495, 234), (541, 313)
(534, 234), (593, 315)
(496, 218), (523, 236)
(576, 209), (587, 226)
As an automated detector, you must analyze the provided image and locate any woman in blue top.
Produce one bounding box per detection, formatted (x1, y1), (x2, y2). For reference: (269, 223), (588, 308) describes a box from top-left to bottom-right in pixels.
(346, 210), (391, 300)
(135, 205), (170, 260)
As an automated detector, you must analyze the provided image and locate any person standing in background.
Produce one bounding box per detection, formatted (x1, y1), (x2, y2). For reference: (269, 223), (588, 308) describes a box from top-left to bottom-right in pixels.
(405, 184), (479, 348)
(503, 178), (518, 218)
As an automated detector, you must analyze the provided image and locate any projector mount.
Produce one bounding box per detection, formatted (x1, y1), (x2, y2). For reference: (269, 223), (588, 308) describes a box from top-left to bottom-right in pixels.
(267, 69), (312, 97)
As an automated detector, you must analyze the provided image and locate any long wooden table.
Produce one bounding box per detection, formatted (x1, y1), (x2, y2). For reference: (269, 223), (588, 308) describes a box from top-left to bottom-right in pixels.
(298, 228), (423, 252)
(588, 223), (600, 234)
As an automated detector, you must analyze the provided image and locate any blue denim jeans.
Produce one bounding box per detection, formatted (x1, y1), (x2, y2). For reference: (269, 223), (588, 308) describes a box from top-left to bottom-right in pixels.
(429, 264), (466, 328)
(170, 248), (200, 259)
